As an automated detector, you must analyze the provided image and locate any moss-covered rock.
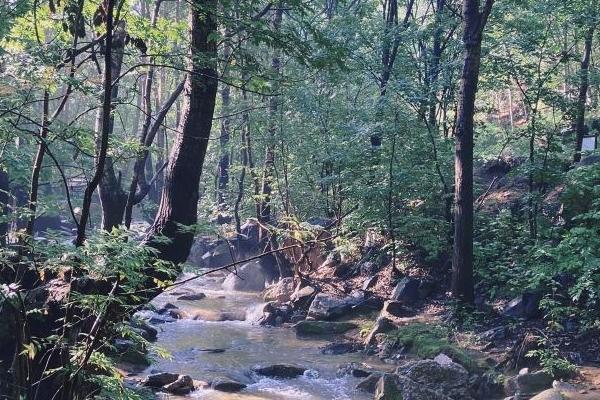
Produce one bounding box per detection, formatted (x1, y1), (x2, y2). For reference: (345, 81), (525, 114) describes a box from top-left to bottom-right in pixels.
(294, 320), (357, 335)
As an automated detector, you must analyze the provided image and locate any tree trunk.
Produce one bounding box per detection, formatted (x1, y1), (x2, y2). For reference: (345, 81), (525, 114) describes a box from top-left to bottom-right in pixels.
(97, 21), (128, 231)
(0, 168), (9, 245)
(573, 25), (595, 163)
(216, 34), (232, 211)
(451, 0), (494, 303)
(144, 0), (218, 265)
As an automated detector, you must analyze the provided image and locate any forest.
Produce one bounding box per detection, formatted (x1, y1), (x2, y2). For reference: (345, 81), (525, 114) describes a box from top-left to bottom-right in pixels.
(0, 0), (599, 398)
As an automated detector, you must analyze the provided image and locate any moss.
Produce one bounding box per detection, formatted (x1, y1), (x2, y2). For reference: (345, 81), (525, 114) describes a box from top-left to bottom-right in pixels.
(385, 323), (484, 373)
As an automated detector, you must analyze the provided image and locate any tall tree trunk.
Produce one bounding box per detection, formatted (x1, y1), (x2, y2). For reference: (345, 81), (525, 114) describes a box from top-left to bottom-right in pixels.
(75, 0), (117, 246)
(0, 168), (9, 245)
(216, 33), (232, 212)
(144, 0), (218, 264)
(97, 21), (128, 231)
(573, 24), (595, 163)
(258, 4), (283, 225)
(451, 0), (494, 303)
(428, 0), (445, 127)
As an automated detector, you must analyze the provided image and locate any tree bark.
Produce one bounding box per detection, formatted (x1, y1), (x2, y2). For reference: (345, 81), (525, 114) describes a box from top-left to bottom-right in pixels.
(97, 21), (128, 231)
(451, 0), (494, 303)
(573, 25), (595, 163)
(216, 34), (232, 211)
(144, 0), (218, 264)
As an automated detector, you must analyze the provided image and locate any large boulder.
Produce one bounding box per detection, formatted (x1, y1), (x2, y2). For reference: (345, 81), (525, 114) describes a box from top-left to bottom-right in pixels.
(163, 374), (194, 395)
(210, 378), (247, 392)
(294, 320), (357, 335)
(306, 291), (363, 320)
(263, 277), (295, 302)
(381, 300), (411, 318)
(375, 374), (452, 400)
(396, 358), (470, 399)
(504, 369), (553, 399)
(143, 372), (179, 388)
(391, 277), (420, 304)
(253, 364), (307, 379)
(222, 260), (277, 292)
(503, 292), (543, 319)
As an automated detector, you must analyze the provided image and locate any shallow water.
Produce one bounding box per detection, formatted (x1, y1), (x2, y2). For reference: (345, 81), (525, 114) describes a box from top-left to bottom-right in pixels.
(139, 272), (378, 399)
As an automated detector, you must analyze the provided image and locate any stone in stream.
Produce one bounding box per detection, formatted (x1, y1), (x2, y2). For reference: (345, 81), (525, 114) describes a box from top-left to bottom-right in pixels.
(163, 374), (194, 395)
(306, 292), (364, 320)
(177, 293), (206, 301)
(253, 364), (307, 379)
(395, 358), (470, 399)
(142, 372), (180, 388)
(210, 378), (247, 392)
(375, 374), (453, 400)
(337, 362), (372, 378)
(294, 320), (358, 335)
(356, 373), (383, 393)
(263, 277), (295, 302)
(321, 342), (362, 355)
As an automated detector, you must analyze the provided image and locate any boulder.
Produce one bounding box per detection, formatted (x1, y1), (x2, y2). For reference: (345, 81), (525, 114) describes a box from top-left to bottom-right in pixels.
(222, 260), (277, 292)
(375, 374), (452, 400)
(362, 275), (378, 291)
(257, 302), (292, 326)
(217, 311), (247, 321)
(503, 291), (543, 319)
(336, 362), (372, 378)
(306, 291), (363, 320)
(210, 378), (247, 392)
(505, 369), (553, 399)
(143, 372), (179, 388)
(294, 320), (358, 335)
(290, 284), (316, 308)
(253, 364), (307, 379)
(163, 374), (194, 395)
(381, 300), (411, 318)
(356, 374), (383, 393)
(177, 293), (206, 301)
(396, 358), (470, 399)
(130, 319), (158, 341)
(263, 277), (295, 302)
(391, 277), (420, 304)
(321, 342), (362, 355)
(364, 317), (396, 346)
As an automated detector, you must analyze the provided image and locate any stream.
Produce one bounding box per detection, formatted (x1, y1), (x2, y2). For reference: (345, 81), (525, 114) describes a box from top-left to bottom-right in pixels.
(136, 270), (380, 399)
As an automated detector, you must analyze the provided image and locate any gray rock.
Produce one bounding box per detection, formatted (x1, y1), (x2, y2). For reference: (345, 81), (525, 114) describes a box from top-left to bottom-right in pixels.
(391, 278), (420, 304)
(364, 317), (396, 346)
(505, 370), (553, 398)
(222, 260), (275, 292)
(321, 342), (361, 355)
(375, 374), (452, 400)
(294, 320), (358, 335)
(253, 364), (307, 379)
(306, 292), (363, 320)
(396, 358), (470, 399)
(479, 326), (507, 341)
(263, 277), (295, 302)
(336, 362), (372, 378)
(211, 378), (247, 393)
(163, 374), (194, 395)
(177, 293), (206, 301)
(503, 291), (542, 319)
(356, 374), (383, 393)
(143, 372), (179, 388)
(362, 275), (378, 290)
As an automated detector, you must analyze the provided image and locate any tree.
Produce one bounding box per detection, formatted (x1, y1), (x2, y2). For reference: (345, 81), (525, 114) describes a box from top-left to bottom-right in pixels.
(451, 0), (495, 302)
(144, 0), (218, 264)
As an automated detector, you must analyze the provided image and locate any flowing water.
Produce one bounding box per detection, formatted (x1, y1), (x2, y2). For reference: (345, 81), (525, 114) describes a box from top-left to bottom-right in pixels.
(137, 271), (381, 400)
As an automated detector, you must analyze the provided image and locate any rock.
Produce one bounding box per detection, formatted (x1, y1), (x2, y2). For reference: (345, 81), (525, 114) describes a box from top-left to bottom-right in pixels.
(528, 389), (563, 400)
(418, 279), (436, 299)
(210, 378), (247, 392)
(163, 374), (194, 395)
(217, 311), (247, 321)
(375, 373), (452, 400)
(177, 293), (206, 301)
(478, 326), (507, 341)
(362, 275), (378, 291)
(321, 342), (362, 355)
(253, 364), (307, 379)
(391, 277), (420, 304)
(143, 372), (179, 388)
(157, 302), (178, 314)
(306, 292), (363, 320)
(294, 320), (358, 335)
(263, 277), (295, 302)
(505, 370), (553, 398)
(222, 260), (277, 292)
(290, 284), (317, 308)
(503, 291), (543, 319)
(114, 339), (149, 365)
(131, 319), (158, 341)
(208, 242), (236, 269)
(396, 358), (470, 399)
(356, 374), (383, 393)
(364, 317), (396, 346)
(381, 300), (411, 318)
(336, 362), (372, 378)
(257, 302), (292, 326)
